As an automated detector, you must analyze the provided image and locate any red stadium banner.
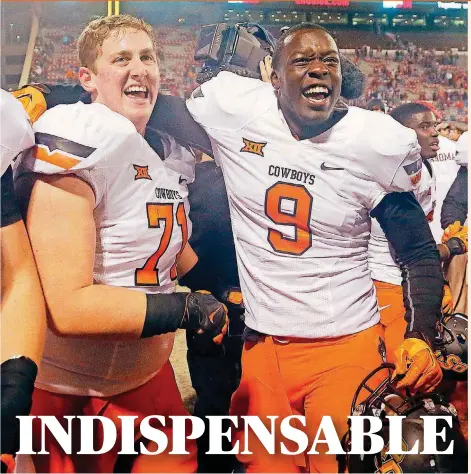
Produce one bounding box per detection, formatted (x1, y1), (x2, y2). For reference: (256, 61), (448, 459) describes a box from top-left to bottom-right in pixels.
(294, 0), (350, 6)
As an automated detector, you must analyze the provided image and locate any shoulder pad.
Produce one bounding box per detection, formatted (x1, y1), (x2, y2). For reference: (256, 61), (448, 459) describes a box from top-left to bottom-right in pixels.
(28, 102), (141, 174)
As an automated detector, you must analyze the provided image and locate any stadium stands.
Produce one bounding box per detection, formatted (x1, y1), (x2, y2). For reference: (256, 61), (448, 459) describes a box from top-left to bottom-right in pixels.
(28, 15), (467, 122)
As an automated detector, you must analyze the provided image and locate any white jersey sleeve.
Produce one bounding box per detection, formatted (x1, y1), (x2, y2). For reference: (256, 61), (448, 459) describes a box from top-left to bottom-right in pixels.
(455, 132), (468, 167)
(187, 72), (273, 132)
(0, 89), (34, 176)
(16, 102), (141, 206)
(356, 111), (422, 207)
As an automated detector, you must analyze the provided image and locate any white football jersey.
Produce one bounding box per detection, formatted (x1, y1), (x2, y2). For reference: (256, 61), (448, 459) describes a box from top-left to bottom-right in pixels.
(15, 102), (195, 396)
(429, 136), (459, 241)
(369, 163), (435, 286)
(187, 72), (421, 338)
(0, 89), (34, 177)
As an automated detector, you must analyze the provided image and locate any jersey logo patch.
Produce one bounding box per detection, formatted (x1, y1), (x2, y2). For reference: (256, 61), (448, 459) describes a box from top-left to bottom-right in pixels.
(134, 164), (152, 180)
(320, 162), (345, 171)
(241, 138), (267, 157)
(34, 132), (96, 170)
(403, 158), (422, 185)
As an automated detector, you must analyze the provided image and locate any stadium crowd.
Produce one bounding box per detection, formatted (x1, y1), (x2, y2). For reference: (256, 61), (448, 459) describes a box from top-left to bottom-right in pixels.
(1, 11), (468, 474)
(28, 23), (468, 124)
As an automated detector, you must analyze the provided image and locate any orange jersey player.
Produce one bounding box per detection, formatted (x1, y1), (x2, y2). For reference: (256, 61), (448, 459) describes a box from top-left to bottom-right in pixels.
(186, 24), (444, 472)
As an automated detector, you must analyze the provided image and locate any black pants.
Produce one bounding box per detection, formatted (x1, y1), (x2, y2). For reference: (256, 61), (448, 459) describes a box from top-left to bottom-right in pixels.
(186, 317), (244, 473)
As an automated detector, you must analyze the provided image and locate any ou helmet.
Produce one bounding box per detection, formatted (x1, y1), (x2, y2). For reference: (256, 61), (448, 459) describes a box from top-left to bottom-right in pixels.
(434, 313), (467, 380)
(339, 364), (467, 473)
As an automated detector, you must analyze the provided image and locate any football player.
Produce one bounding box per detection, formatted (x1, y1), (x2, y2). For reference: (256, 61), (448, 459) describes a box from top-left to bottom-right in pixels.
(0, 90), (46, 459)
(183, 24), (445, 472)
(369, 102), (467, 362)
(13, 23), (446, 472)
(13, 15), (227, 473)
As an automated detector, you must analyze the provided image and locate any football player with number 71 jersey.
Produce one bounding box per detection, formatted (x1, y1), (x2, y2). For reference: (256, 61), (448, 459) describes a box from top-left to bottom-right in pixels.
(13, 15), (227, 474)
(186, 24), (444, 472)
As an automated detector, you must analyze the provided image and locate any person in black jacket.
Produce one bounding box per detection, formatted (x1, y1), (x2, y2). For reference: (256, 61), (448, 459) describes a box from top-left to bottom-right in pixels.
(179, 156), (244, 473)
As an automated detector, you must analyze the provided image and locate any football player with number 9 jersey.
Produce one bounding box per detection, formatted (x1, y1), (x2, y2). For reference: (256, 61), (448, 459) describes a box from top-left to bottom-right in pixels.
(13, 15), (227, 473)
(185, 24), (444, 472)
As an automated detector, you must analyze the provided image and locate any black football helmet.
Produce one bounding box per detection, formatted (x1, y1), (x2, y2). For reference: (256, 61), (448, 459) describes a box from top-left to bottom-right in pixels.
(434, 313), (467, 380)
(340, 364), (467, 473)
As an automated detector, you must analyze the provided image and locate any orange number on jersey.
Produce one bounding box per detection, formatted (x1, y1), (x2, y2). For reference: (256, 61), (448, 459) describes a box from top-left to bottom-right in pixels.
(135, 202), (188, 286)
(265, 182), (313, 255)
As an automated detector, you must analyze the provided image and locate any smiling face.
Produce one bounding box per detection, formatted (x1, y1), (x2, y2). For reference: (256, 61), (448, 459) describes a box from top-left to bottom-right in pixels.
(403, 110), (440, 160)
(79, 28), (159, 135)
(271, 28), (341, 136)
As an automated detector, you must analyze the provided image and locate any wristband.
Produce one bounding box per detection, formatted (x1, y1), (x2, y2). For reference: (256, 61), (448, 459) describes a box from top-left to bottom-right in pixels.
(141, 293), (187, 338)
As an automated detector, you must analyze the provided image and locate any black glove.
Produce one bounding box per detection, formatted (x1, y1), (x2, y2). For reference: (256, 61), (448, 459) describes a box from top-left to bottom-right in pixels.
(143, 291), (228, 345)
(1, 357), (38, 455)
(181, 291), (229, 345)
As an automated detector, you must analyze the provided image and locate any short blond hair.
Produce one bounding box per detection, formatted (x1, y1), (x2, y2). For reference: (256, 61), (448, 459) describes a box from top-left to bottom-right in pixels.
(78, 14), (157, 72)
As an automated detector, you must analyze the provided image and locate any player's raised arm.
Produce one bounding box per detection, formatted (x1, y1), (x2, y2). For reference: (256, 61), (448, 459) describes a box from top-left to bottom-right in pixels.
(12, 83), (214, 155)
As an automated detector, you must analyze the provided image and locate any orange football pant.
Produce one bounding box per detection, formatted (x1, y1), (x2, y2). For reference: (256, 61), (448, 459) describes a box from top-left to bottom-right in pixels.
(230, 324), (385, 473)
(374, 280), (407, 362)
(26, 362), (197, 473)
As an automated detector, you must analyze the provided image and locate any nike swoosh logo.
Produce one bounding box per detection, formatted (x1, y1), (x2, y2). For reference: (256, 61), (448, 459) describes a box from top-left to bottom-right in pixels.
(179, 176), (187, 185)
(378, 305), (391, 312)
(320, 162), (345, 171)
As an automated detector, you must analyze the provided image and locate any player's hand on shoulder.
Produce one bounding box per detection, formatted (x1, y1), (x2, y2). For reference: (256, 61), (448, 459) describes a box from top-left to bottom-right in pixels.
(393, 336), (443, 394)
(182, 290), (228, 345)
(11, 84), (48, 123)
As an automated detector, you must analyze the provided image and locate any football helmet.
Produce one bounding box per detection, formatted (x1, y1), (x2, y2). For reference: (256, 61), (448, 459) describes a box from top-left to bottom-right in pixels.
(434, 313), (468, 379)
(340, 364), (467, 473)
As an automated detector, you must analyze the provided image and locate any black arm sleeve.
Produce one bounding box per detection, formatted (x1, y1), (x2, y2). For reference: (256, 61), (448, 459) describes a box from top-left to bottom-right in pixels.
(371, 192), (443, 344)
(441, 166), (468, 229)
(1, 167), (22, 228)
(148, 94), (213, 156)
(43, 84), (90, 107)
(42, 84), (213, 156)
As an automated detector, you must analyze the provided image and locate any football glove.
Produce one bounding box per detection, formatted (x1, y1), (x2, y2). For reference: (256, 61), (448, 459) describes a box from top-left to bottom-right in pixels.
(442, 284), (454, 314)
(442, 221), (468, 254)
(11, 85), (48, 124)
(182, 290), (229, 345)
(393, 337), (443, 393)
(215, 286), (244, 317)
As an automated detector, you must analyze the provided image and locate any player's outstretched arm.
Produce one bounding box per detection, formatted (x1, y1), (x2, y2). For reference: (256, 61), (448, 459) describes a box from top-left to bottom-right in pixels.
(371, 192), (443, 393)
(17, 174), (227, 343)
(12, 84), (214, 156)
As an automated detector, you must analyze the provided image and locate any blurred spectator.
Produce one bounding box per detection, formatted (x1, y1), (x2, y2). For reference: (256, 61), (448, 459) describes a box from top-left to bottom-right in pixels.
(365, 98), (387, 113)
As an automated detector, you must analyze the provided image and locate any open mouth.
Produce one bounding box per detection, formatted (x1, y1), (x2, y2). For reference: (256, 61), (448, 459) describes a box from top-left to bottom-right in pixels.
(430, 141), (440, 151)
(302, 85), (332, 106)
(124, 85), (149, 101)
